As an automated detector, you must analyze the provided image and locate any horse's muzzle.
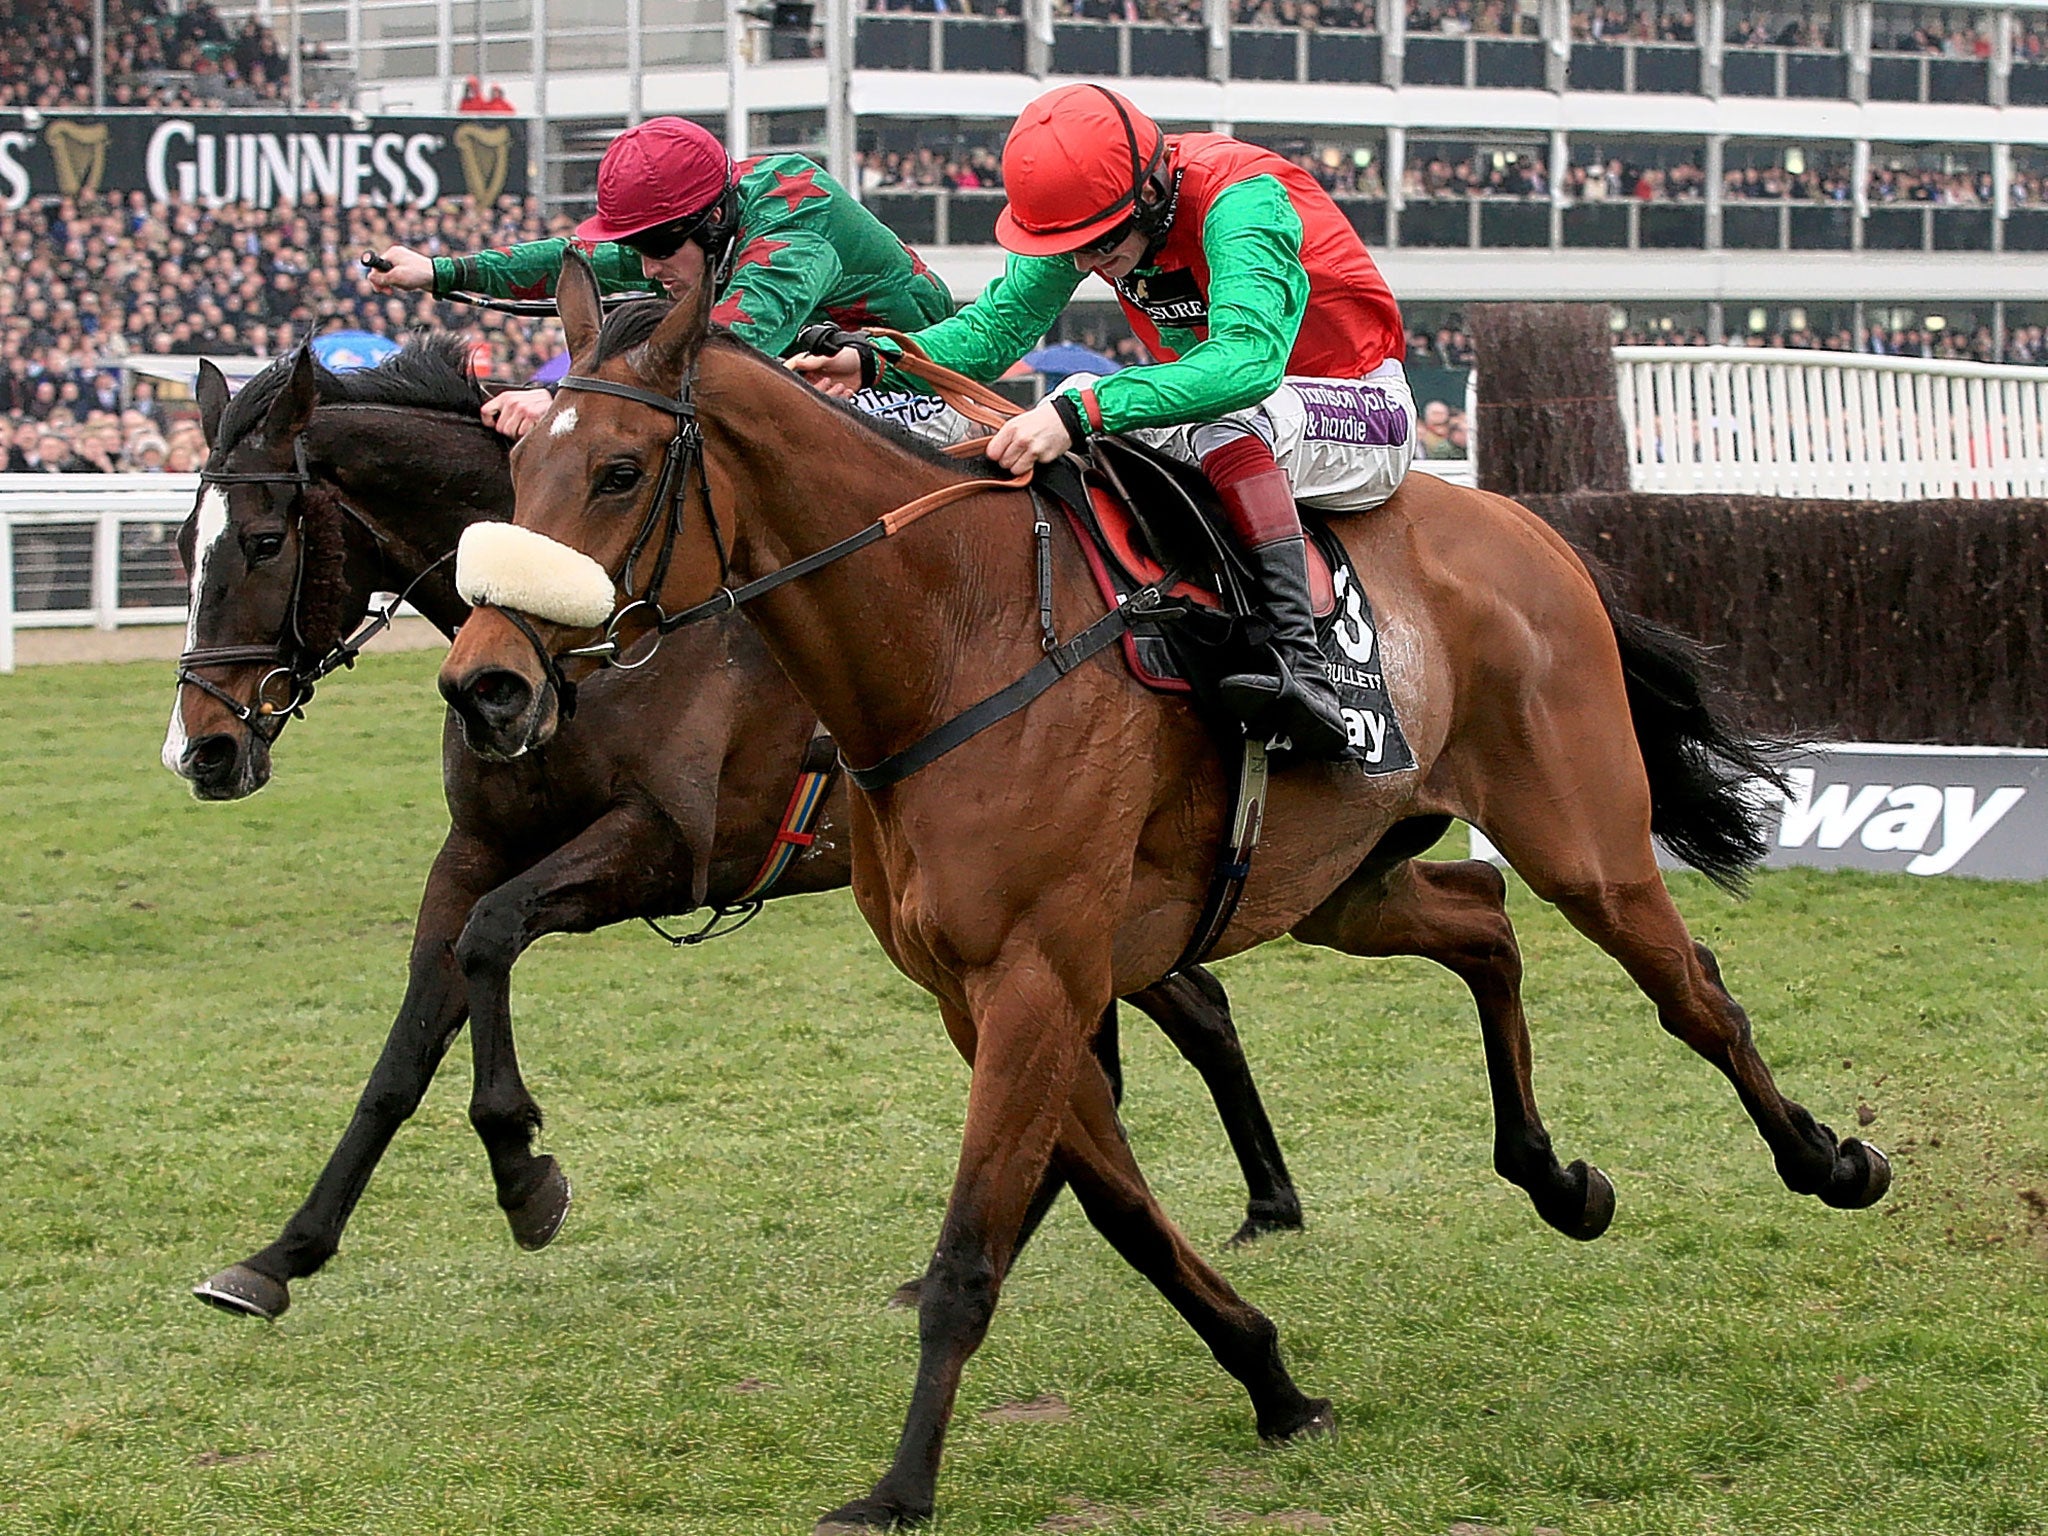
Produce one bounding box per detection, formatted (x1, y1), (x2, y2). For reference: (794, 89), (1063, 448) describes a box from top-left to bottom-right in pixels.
(179, 730), (272, 801)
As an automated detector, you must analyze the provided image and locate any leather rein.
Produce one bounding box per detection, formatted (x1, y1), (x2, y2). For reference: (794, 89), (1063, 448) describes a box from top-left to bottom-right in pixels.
(176, 433), (457, 740)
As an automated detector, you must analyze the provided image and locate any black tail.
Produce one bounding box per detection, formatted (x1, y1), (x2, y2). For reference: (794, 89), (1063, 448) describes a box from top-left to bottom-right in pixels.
(1589, 567), (1791, 895)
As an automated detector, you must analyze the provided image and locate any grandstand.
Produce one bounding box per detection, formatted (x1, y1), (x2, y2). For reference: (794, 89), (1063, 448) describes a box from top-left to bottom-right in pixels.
(8, 0), (2048, 478)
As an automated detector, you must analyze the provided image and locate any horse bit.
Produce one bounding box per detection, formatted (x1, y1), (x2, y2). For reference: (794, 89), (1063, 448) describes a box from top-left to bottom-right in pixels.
(176, 435), (454, 740)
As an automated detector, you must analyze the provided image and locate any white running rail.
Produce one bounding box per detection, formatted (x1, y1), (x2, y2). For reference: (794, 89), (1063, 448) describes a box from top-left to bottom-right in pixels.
(1612, 347), (2048, 500)
(1, 474), (200, 674)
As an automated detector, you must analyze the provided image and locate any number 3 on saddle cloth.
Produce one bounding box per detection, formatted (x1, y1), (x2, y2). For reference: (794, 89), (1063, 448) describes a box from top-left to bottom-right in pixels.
(1038, 435), (1418, 776)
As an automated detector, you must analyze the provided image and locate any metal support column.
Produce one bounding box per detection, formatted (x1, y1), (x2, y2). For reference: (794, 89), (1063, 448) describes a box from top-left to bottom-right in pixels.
(1026, 0), (1051, 77)
(726, 0), (750, 158)
(1704, 0), (1724, 94)
(1545, 0), (1569, 93)
(1848, 0), (1872, 102)
(1993, 6), (2013, 107)
(1385, 124), (1405, 247)
(825, 0), (852, 190)
(1206, 0), (1228, 82)
(628, 0), (644, 125)
(92, 0), (105, 109)
(1549, 127), (1567, 246)
(1705, 132), (1724, 247)
(1383, 0), (1404, 86)
(1852, 137), (1870, 251)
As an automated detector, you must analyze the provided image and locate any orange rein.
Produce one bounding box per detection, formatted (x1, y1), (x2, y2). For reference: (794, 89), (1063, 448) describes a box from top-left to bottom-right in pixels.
(856, 328), (1036, 538)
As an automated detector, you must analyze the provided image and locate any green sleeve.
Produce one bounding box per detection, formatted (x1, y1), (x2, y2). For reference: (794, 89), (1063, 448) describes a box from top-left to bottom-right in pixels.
(877, 253), (1085, 387)
(433, 238), (655, 299)
(1086, 177), (1307, 433)
(715, 230), (844, 357)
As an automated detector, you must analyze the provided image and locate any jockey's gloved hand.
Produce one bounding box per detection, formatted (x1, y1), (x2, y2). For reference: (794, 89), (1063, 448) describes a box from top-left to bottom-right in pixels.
(794, 323), (879, 389)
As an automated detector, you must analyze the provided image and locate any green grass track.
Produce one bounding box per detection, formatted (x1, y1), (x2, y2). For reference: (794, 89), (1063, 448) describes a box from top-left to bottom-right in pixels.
(3, 651), (2046, 1535)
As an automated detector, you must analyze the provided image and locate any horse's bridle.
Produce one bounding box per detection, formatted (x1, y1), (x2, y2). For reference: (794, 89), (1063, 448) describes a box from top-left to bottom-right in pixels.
(176, 434), (455, 741)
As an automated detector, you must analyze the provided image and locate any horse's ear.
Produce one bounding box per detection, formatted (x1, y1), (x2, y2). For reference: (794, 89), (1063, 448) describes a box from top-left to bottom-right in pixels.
(558, 246), (604, 365)
(265, 345), (319, 440)
(195, 358), (230, 448)
(637, 269), (715, 394)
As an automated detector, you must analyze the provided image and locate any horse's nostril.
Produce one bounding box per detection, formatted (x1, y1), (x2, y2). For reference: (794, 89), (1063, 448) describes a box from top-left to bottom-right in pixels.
(470, 669), (533, 725)
(184, 734), (239, 780)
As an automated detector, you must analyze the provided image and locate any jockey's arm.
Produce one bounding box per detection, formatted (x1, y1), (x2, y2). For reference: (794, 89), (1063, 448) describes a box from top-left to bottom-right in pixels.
(716, 229), (845, 357)
(431, 238), (658, 300)
(874, 253), (1085, 389)
(1085, 177), (1307, 434)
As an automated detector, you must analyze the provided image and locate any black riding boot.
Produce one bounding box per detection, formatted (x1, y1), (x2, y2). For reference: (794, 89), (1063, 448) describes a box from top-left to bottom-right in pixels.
(1218, 534), (1353, 760)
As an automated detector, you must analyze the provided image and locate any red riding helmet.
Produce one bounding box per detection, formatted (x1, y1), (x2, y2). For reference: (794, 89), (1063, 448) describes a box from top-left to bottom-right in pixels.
(995, 85), (1167, 257)
(576, 117), (733, 243)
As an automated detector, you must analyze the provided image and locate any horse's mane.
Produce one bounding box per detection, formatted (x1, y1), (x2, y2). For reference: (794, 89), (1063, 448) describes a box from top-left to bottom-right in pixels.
(588, 294), (1007, 483)
(218, 334), (486, 454)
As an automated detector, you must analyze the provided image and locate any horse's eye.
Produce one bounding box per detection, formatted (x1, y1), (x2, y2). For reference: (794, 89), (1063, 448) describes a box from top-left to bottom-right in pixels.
(599, 462), (642, 496)
(246, 531), (285, 565)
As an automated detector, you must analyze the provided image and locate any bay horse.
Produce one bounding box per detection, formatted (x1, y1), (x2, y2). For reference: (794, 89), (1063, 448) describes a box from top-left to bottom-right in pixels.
(438, 252), (1890, 1531)
(163, 339), (1305, 1322)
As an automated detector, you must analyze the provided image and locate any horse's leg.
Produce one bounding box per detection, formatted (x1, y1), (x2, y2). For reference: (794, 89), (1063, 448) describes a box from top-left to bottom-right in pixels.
(888, 1003), (1122, 1310)
(1125, 966), (1304, 1245)
(454, 801), (685, 1249)
(1479, 731), (1891, 1212)
(193, 835), (498, 1320)
(1294, 857), (1613, 1240)
(820, 960), (1326, 1533)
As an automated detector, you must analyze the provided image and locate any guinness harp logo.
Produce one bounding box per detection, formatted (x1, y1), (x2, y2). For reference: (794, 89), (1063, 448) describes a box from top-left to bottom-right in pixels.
(454, 124), (513, 203)
(45, 120), (109, 197)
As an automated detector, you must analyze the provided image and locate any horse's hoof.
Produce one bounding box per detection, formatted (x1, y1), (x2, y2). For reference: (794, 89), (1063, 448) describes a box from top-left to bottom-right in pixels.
(506, 1158), (572, 1251)
(1549, 1160), (1616, 1242)
(886, 1276), (924, 1309)
(1260, 1395), (1335, 1444)
(1821, 1139), (1892, 1210)
(1228, 1198), (1305, 1248)
(815, 1493), (930, 1532)
(192, 1264), (290, 1321)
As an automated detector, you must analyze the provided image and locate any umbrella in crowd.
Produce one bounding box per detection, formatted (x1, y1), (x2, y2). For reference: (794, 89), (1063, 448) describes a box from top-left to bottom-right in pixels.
(310, 331), (403, 372)
(1023, 342), (1122, 378)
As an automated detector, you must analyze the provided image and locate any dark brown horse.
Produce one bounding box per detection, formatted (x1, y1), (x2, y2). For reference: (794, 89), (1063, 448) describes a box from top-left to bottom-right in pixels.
(439, 253), (1890, 1531)
(164, 340), (1305, 1322)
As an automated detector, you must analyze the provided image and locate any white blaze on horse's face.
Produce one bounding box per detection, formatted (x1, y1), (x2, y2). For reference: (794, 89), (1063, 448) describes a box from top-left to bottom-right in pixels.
(162, 486), (232, 775)
(549, 405), (578, 439)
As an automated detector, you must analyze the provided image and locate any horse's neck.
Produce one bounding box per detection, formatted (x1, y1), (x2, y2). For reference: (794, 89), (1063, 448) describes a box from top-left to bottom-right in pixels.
(702, 350), (1028, 770)
(316, 407), (509, 631)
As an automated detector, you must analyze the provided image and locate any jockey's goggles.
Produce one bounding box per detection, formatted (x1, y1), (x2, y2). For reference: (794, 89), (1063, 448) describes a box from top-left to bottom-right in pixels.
(620, 189), (734, 261)
(1074, 215), (1140, 258)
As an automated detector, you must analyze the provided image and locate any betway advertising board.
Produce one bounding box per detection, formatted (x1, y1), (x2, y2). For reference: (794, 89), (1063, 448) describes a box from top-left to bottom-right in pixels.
(1472, 744), (2048, 881)
(0, 112), (526, 211)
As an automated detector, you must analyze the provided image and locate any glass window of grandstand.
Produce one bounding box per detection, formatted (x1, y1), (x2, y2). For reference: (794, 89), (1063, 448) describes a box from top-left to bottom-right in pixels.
(1563, 137), (1706, 248)
(1719, 301), (1855, 349)
(1399, 305), (1475, 460)
(1232, 0), (1381, 86)
(1865, 143), (1993, 252)
(1400, 138), (1549, 249)
(1403, 0), (1545, 89)
(858, 120), (1008, 247)
(2007, 147), (2048, 253)
(1239, 127), (1388, 244)
(447, 0), (537, 79)
(1607, 303), (1712, 346)
(857, 0), (1025, 73)
(1721, 1), (1846, 96)
(1858, 302), (1998, 359)
(1567, 0), (1702, 94)
(1043, 0), (1206, 80)
(643, 0), (733, 67)
(1719, 140), (1855, 250)
(353, 1), (439, 80)
(2002, 304), (2048, 366)
(1867, 4), (1992, 102)
(2012, 9), (2048, 104)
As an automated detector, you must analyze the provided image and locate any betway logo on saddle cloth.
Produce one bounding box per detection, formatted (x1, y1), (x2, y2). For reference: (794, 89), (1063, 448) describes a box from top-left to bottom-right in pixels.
(1473, 744), (2048, 880)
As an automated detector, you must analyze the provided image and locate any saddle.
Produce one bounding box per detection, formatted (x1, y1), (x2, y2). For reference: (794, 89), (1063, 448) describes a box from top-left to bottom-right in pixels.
(1035, 436), (1337, 701)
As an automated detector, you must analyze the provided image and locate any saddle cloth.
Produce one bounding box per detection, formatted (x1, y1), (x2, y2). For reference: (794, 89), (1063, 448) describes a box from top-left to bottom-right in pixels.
(1041, 443), (1418, 775)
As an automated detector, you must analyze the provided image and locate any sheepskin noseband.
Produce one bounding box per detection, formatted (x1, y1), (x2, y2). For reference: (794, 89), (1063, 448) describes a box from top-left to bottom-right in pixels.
(456, 522), (618, 629)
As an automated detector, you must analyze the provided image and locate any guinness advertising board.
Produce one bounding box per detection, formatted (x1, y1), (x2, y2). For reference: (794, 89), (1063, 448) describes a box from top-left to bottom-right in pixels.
(0, 112), (527, 211)
(1470, 743), (2048, 882)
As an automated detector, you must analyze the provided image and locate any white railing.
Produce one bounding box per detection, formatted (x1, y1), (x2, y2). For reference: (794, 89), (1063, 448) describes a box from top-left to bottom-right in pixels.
(1, 475), (199, 674)
(1613, 347), (2048, 500)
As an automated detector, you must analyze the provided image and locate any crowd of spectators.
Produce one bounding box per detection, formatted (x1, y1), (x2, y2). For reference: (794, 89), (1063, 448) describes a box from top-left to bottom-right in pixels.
(1873, 15), (1991, 56)
(1726, 10), (1831, 47)
(857, 146), (1005, 192)
(1572, 5), (1694, 42)
(1407, 0), (1534, 36)
(1403, 152), (1548, 198)
(2, 193), (568, 475)
(0, 0), (343, 111)
(864, 0), (1380, 26)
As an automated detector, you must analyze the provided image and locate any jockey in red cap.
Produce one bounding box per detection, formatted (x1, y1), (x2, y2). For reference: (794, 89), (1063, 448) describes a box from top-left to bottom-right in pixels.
(794, 85), (1415, 761)
(370, 117), (959, 442)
